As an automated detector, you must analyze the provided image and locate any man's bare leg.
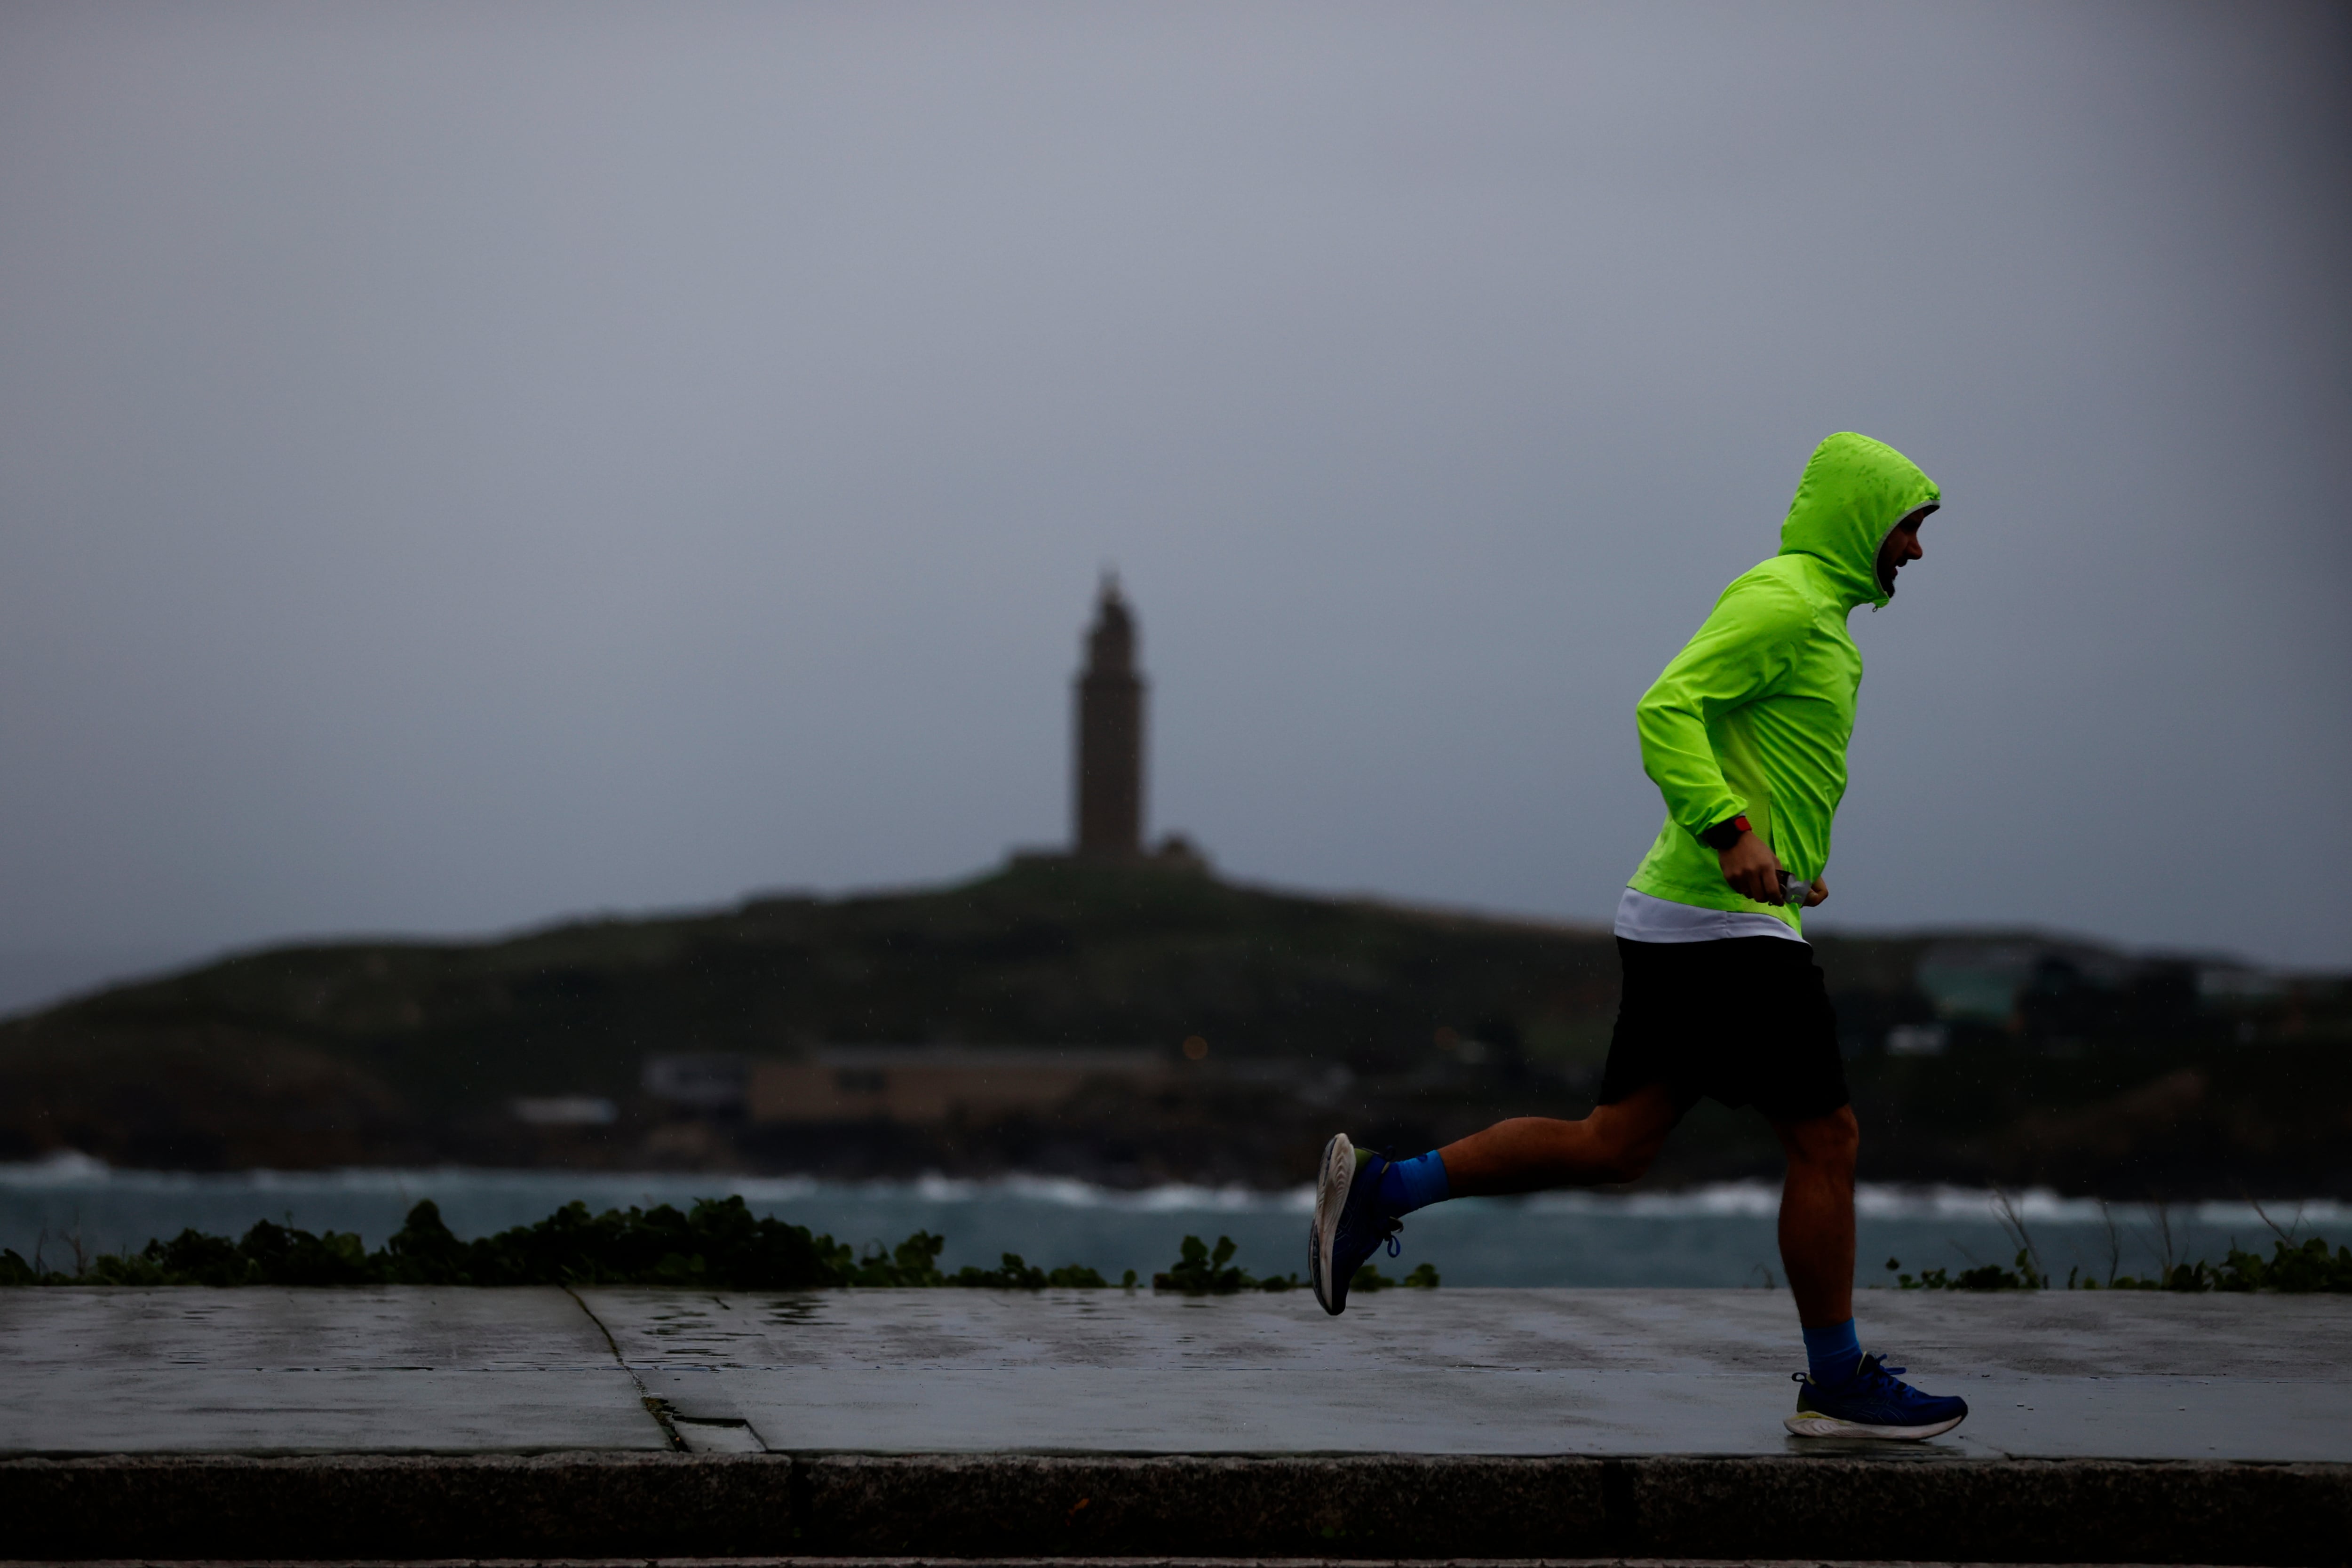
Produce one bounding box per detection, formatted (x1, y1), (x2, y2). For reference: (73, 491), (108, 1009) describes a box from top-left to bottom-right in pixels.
(1435, 1082), (1687, 1196)
(1311, 1083), (1685, 1312)
(1770, 1104), (1859, 1329)
(1766, 1101), (1966, 1434)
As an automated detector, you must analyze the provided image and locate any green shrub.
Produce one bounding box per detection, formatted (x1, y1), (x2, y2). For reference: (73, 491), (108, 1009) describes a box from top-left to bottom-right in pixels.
(1339, 1257), (1438, 1292)
(1151, 1232), (1303, 1293)
(1887, 1234), (2349, 1293)
(0, 1196), (1111, 1290)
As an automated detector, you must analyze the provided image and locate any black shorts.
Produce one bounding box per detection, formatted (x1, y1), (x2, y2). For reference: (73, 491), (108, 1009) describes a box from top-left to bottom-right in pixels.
(1597, 936), (1850, 1122)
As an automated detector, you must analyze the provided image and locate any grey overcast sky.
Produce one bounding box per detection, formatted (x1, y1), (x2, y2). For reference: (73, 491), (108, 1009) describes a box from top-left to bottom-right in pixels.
(1, 1), (2348, 1007)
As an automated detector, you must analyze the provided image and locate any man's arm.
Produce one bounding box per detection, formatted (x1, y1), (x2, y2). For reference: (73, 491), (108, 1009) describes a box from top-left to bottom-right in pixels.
(1634, 573), (1811, 901)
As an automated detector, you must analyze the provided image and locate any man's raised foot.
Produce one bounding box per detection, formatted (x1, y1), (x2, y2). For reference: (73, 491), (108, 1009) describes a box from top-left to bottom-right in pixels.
(1308, 1132), (1403, 1315)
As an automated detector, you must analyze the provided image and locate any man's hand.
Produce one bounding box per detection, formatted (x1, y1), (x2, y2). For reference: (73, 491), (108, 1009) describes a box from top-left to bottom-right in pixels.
(1716, 832), (1785, 903)
(1802, 873), (1828, 908)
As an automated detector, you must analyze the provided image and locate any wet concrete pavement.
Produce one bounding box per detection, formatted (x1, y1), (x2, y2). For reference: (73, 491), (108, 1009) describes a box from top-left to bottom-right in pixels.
(610, 1287), (2351, 1462)
(4, 1286), (2345, 1462)
(6, 1289), (2348, 1561)
(3, 1285), (662, 1455)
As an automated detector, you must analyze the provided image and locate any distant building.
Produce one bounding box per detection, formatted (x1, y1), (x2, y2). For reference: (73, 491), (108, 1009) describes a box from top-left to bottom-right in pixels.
(641, 1053), (748, 1112)
(510, 1095), (618, 1126)
(1904, 937), (2229, 1054)
(1074, 574), (1145, 856)
(1882, 1023), (1951, 1058)
(1914, 939), (2133, 1026)
(747, 1045), (1167, 1126)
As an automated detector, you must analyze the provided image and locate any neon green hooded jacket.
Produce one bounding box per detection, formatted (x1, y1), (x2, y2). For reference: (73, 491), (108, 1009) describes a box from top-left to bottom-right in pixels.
(1626, 432), (1940, 933)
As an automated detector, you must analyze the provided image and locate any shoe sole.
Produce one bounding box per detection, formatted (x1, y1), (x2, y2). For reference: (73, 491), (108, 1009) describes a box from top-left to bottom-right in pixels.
(1310, 1132), (1356, 1316)
(1783, 1412), (1966, 1441)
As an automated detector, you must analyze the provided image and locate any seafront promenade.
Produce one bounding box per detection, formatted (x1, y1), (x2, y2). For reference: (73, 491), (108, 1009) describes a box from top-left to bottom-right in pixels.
(4, 1286), (2347, 1561)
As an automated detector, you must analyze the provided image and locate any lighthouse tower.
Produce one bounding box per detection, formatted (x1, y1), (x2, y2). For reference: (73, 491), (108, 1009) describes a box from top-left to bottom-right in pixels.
(1073, 575), (1144, 857)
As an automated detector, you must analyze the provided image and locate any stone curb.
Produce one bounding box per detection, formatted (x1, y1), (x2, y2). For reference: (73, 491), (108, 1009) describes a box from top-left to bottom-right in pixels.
(1, 1455), (2344, 1565)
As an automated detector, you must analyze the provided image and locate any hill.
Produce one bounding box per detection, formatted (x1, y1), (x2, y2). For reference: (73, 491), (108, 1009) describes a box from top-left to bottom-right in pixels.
(1, 858), (2345, 1194)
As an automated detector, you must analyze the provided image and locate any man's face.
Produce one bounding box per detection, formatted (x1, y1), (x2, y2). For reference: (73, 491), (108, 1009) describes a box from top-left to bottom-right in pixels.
(1876, 515), (1926, 593)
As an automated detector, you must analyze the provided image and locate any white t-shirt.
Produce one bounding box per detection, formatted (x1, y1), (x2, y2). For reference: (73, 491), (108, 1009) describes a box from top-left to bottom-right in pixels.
(1613, 886), (1804, 944)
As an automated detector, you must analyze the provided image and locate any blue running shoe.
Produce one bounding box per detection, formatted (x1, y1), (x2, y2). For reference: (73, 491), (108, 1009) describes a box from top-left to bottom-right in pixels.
(1784, 1353), (1969, 1440)
(1309, 1133), (1403, 1315)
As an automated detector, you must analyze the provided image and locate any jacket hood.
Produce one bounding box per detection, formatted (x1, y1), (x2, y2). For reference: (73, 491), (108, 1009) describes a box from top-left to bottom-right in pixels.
(1778, 432), (1940, 610)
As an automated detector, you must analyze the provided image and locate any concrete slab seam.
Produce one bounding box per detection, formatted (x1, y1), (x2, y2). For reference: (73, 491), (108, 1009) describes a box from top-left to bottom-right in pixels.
(565, 1285), (688, 1454)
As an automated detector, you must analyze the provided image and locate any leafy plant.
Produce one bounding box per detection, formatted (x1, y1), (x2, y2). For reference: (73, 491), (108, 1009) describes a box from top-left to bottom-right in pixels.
(1347, 1260), (1441, 1291)
(1888, 1250), (2042, 1291)
(2206, 1235), (2352, 1292)
(1152, 1234), (1283, 1292)
(946, 1252), (1110, 1289)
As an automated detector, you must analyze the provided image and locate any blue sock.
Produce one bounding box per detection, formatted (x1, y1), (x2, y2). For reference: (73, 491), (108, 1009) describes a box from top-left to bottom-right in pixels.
(1376, 1150), (1451, 1215)
(1803, 1317), (1861, 1383)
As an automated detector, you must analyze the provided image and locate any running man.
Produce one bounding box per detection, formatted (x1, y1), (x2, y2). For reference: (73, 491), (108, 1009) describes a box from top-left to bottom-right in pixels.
(1309, 432), (1968, 1441)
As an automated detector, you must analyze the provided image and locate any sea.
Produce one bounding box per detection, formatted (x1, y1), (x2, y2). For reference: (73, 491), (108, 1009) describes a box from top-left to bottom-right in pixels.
(3, 1152), (2337, 1288)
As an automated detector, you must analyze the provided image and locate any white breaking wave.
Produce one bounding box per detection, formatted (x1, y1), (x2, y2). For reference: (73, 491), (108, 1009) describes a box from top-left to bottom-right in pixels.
(1518, 1180), (2351, 1228)
(0, 1152), (2340, 1229)
(0, 1148), (110, 1186)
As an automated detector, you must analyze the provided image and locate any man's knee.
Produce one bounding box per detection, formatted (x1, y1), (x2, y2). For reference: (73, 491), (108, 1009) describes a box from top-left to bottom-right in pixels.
(1783, 1104), (1859, 1171)
(1598, 1145), (1656, 1184)
(1584, 1115), (1664, 1184)
(1580, 1083), (1684, 1183)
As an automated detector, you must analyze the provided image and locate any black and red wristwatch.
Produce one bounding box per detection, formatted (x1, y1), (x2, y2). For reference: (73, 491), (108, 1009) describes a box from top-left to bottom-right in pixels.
(1699, 814), (1752, 851)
